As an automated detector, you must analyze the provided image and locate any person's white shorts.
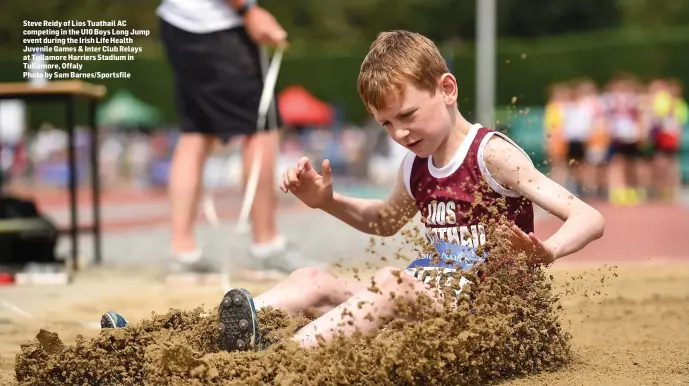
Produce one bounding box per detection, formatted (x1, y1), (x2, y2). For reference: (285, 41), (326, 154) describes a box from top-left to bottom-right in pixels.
(403, 266), (472, 297)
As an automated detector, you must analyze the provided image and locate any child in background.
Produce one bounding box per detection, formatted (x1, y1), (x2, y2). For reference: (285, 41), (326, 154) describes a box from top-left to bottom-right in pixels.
(650, 79), (687, 201)
(561, 78), (597, 197)
(602, 74), (646, 205)
(578, 79), (608, 198)
(544, 82), (570, 187)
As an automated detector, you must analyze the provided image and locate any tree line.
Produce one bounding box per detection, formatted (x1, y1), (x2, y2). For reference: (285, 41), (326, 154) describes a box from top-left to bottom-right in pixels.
(2, 0), (688, 56)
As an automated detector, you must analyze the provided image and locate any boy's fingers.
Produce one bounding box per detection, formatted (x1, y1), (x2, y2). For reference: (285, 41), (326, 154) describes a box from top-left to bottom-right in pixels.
(528, 232), (541, 243)
(297, 157), (311, 173)
(511, 225), (530, 243)
(287, 167), (300, 187)
(322, 159), (332, 185)
(281, 172), (291, 192)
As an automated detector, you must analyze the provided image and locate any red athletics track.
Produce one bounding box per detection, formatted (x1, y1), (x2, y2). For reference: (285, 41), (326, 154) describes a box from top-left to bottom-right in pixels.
(537, 201), (689, 266)
(8, 186), (689, 261)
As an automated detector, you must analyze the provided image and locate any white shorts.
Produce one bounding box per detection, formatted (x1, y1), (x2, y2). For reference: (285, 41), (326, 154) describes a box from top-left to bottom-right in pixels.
(403, 266), (472, 296)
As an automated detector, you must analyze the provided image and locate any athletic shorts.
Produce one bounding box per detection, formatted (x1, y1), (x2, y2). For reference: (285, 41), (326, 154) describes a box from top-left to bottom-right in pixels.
(159, 18), (281, 142)
(566, 141), (586, 163)
(609, 141), (641, 159)
(404, 265), (472, 297)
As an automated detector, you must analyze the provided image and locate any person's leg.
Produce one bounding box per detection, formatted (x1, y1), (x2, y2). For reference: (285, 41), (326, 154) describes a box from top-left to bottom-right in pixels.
(563, 141), (576, 190)
(225, 30), (321, 277)
(242, 130), (279, 245)
(627, 143), (647, 203)
(291, 266), (455, 349)
(654, 151), (674, 201)
(584, 146), (606, 198)
(217, 267), (366, 351)
(568, 142), (587, 196)
(669, 151), (681, 201)
(251, 267), (366, 317)
(607, 149), (627, 205)
(169, 133), (214, 253)
(546, 133), (568, 186)
(159, 18), (222, 269)
(549, 159), (568, 187)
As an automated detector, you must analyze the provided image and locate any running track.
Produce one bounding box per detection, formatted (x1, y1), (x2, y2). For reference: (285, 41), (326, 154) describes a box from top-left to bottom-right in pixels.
(12, 187), (689, 264)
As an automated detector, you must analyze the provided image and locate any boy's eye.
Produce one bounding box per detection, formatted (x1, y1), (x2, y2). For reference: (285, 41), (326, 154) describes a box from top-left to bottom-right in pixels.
(401, 109), (416, 118)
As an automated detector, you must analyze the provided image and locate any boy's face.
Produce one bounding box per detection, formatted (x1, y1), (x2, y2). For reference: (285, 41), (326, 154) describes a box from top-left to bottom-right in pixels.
(369, 75), (456, 158)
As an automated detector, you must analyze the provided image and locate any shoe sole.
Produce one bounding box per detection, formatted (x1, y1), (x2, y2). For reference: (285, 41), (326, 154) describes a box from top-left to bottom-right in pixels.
(101, 313), (115, 329)
(218, 288), (259, 351)
(100, 312), (127, 329)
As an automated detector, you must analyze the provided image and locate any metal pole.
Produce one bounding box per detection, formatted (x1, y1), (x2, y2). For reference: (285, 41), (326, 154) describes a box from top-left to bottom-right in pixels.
(476, 0), (496, 125)
(66, 96), (78, 271)
(88, 100), (102, 265)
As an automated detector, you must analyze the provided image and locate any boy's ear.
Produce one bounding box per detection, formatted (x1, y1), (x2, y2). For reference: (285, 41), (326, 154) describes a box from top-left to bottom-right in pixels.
(439, 73), (458, 104)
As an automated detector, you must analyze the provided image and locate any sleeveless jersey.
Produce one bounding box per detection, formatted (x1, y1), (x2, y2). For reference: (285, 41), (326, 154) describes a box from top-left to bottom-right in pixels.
(403, 124), (535, 272)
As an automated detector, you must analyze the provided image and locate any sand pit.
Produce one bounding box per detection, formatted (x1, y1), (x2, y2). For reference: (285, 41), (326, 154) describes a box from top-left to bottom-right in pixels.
(13, 251), (574, 385)
(3, 256), (688, 385)
(2, 202), (688, 386)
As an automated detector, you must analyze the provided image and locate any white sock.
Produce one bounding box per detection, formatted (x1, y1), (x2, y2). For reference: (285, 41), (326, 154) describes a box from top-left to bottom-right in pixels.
(175, 249), (203, 263)
(250, 235), (287, 259)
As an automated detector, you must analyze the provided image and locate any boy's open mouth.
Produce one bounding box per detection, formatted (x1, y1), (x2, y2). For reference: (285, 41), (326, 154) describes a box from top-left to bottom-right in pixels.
(407, 140), (422, 150)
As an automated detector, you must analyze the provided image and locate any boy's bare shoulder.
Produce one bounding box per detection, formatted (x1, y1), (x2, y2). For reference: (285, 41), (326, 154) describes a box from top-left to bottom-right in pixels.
(483, 133), (532, 170)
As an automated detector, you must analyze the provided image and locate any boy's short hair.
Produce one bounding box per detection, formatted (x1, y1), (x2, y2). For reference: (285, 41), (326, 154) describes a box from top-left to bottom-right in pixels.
(357, 30), (449, 112)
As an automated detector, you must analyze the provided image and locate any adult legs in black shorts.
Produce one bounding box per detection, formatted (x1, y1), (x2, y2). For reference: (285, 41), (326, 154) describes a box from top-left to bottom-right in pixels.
(159, 19), (303, 275)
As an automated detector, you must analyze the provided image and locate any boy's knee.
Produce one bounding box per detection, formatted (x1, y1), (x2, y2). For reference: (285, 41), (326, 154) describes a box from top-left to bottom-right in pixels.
(288, 267), (329, 282)
(288, 267), (338, 298)
(374, 266), (417, 293)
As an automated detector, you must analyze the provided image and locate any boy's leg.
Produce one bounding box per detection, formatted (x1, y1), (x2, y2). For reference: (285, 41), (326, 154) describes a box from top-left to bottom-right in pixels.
(291, 266), (452, 349)
(253, 267), (367, 317)
(218, 267), (366, 351)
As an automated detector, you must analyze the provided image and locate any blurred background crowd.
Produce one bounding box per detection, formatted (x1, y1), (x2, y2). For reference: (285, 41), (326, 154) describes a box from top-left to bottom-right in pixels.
(544, 75), (687, 205)
(0, 0), (688, 203)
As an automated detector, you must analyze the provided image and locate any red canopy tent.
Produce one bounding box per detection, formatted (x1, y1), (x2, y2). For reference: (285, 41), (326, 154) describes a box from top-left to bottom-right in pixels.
(277, 86), (334, 127)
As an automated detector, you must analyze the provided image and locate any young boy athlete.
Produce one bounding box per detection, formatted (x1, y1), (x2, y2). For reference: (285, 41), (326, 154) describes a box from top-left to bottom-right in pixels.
(104, 31), (605, 352)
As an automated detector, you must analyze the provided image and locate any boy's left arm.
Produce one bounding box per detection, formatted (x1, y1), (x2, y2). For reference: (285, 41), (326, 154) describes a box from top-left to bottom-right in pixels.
(484, 136), (605, 263)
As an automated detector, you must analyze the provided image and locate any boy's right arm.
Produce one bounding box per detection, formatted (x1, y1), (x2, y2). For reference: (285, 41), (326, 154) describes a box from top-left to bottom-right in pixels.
(321, 164), (418, 237)
(281, 157), (417, 237)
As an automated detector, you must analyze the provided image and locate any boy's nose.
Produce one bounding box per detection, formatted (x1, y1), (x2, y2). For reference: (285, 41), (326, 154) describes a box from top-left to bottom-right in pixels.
(394, 127), (411, 142)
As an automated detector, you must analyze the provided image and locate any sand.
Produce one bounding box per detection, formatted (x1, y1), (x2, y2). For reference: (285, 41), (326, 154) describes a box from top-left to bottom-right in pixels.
(4, 255), (688, 385)
(11, 244), (573, 385)
(1, 211), (688, 386)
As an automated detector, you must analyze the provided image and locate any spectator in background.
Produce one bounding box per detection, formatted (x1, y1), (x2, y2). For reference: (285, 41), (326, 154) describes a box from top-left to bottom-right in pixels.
(649, 78), (687, 202)
(544, 82), (570, 187)
(0, 100), (27, 184)
(157, 0), (310, 278)
(561, 78), (598, 197)
(602, 74), (646, 205)
(578, 79), (608, 198)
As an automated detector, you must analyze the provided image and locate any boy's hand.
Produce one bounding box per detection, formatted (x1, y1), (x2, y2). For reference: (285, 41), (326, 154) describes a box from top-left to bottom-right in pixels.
(280, 157), (333, 209)
(506, 225), (557, 265)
